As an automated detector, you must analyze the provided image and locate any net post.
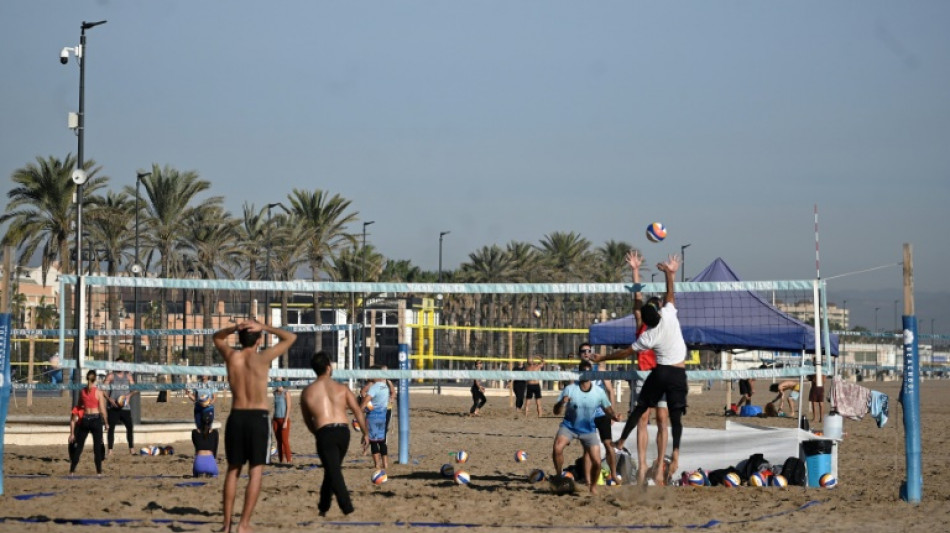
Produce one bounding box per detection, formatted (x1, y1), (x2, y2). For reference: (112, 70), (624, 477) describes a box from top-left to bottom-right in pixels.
(397, 299), (410, 465)
(901, 243), (921, 502)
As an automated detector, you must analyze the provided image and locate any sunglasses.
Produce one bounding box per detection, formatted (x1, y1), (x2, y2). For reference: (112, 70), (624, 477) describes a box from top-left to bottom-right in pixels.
(579, 348), (592, 353)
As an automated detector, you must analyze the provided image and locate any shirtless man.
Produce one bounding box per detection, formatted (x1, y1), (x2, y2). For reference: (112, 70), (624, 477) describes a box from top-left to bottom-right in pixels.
(213, 319), (297, 533)
(301, 351), (369, 517)
(523, 355), (545, 417)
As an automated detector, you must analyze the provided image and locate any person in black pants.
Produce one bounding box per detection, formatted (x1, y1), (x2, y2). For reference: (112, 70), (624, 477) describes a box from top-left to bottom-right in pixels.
(301, 351), (369, 517)
(470, 360), (487, 416)
(511, 360), (527, 410)
(70, 370), (109, 475)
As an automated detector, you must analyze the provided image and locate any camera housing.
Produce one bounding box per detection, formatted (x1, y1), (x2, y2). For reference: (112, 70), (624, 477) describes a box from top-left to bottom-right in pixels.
(60, 47), (70, 64)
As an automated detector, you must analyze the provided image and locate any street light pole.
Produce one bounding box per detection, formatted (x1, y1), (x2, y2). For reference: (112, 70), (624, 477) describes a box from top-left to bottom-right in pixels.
(437, 231), (450, 395)
(680, 244), (691, 282)
(131, 170), (149, 424)
(439, 231), (450, 283)
(360, 221), (375, 369)
(64, 19), (107, 406)
(894, 299), (899, 332)
(875, 307), (881, 376)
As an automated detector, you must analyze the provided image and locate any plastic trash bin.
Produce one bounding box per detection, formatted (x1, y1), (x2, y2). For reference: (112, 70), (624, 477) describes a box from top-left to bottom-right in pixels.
(802, 439), (833, 487)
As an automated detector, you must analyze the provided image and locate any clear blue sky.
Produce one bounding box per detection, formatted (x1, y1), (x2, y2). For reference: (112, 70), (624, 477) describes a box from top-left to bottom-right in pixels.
(2, 1), (948, 330)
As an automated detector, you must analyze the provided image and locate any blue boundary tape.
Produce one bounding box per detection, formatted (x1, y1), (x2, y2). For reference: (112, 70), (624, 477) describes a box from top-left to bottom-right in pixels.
(0, 500), (824, 529)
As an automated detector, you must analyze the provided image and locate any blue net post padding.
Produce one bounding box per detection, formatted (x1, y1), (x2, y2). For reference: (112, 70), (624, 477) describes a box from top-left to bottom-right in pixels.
(901, 314), (922, 502)
(0, 314), (12, 496)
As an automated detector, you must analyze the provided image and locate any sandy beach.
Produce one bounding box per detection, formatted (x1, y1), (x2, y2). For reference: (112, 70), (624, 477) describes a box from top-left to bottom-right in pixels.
(2, 378), (948, 532)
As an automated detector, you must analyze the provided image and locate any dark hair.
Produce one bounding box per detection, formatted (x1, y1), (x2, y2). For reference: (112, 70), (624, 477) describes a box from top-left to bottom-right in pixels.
(238, 328), (261, 348)
(311, 351), (331, 376)
(769, 383), (779, 393)
(578, 343), (592, 354)
(578, 360), (593, 372)
(641, 297), (662, 328)
(86, 369), (97, 381)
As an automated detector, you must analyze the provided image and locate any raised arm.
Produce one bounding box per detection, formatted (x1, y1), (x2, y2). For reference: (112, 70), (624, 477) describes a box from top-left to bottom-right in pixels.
(254, 321), (298, 363)
(213, 324), (240, 358)
(657, 254), (681, 306)
(627, 250), (644, 330)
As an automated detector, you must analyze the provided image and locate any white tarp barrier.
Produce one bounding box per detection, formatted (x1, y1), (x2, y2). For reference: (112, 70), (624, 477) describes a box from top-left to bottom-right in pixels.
(611, 420), (831, 475)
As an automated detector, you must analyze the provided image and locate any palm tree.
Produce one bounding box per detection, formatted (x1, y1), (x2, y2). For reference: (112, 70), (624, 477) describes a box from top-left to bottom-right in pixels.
(269, 215), (312, 369)
(86, 190), (136, 360)
(236, 203), (268, 282)
(537, 231), (591, 282)
(1, 154), (106, 283)
(287, 189), (359, 354)
(131, 164), (222, 365)
(380, 259), (427, 282)
(181, 206), (240, 365)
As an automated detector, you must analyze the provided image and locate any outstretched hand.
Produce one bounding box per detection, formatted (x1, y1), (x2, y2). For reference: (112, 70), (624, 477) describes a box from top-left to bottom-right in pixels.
(657, 254), (680, 274)
(625, 250), (643, 271)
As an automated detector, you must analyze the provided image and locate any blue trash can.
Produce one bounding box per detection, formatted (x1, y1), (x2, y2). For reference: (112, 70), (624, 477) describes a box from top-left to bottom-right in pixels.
(802, 440), (833, 487)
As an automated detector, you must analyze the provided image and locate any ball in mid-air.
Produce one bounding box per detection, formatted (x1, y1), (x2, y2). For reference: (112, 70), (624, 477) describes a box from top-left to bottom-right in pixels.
(819, 473), (837, 488)
(454, 470), (471, 485)
(514, 450), (528, 463)
(646, 223), (667, 243)
(371, 470), (388, 485)
(455, 450), (469, 464)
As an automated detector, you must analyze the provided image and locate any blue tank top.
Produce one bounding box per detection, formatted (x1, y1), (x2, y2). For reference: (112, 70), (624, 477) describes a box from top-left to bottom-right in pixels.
(273, 390), (287, 418)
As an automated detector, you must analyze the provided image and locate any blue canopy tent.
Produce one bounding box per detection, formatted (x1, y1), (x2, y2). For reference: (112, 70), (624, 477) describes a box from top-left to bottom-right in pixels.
(588, 258), (838, 355)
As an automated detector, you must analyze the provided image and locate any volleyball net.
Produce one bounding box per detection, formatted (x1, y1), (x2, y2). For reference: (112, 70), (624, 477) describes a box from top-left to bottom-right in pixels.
(4, 273), (845, 393)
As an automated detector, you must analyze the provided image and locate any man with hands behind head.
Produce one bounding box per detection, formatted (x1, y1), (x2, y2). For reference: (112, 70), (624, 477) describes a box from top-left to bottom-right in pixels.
(214, 319), (297, 533)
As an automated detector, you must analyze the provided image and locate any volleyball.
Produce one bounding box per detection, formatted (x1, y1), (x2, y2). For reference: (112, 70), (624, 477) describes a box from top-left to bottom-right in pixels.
(139, 447), (151, 456)
(197, 393), (212, 408)
(455, 450), (469, 464)
(646, 222), (667, 243)
(365, 400), (374, 412)
(749, 472), (768, 487)
(819, 473), (837, 488)
(560, 469), (575, 481)
(723, 472), (741, 487)
(687, 471), (707, 486)
(371, 470), (388, 485)
(514, 450), (528, 463)
(770, 474), (788, 487)
(440, 464), (455, 478)
(270, 445), (277, 457)
(605, 477), (620, 486)
(352, 418), (361, 432)
(454, 470), (471, 485)
(163, 445), (175, 455)
(551, 476), (576, 495)
(150, 446), (161, 456)
(527, 469), (545, 483)
(116, 395), (128, 408)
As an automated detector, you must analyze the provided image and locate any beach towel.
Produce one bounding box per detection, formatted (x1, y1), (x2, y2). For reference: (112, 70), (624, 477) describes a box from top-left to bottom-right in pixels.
(832, 378), (870, 419)
(869, 391), (889, 428)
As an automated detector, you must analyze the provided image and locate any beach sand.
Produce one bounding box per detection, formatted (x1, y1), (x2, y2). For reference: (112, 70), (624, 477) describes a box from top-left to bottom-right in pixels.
(2, 379), (948, 532)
